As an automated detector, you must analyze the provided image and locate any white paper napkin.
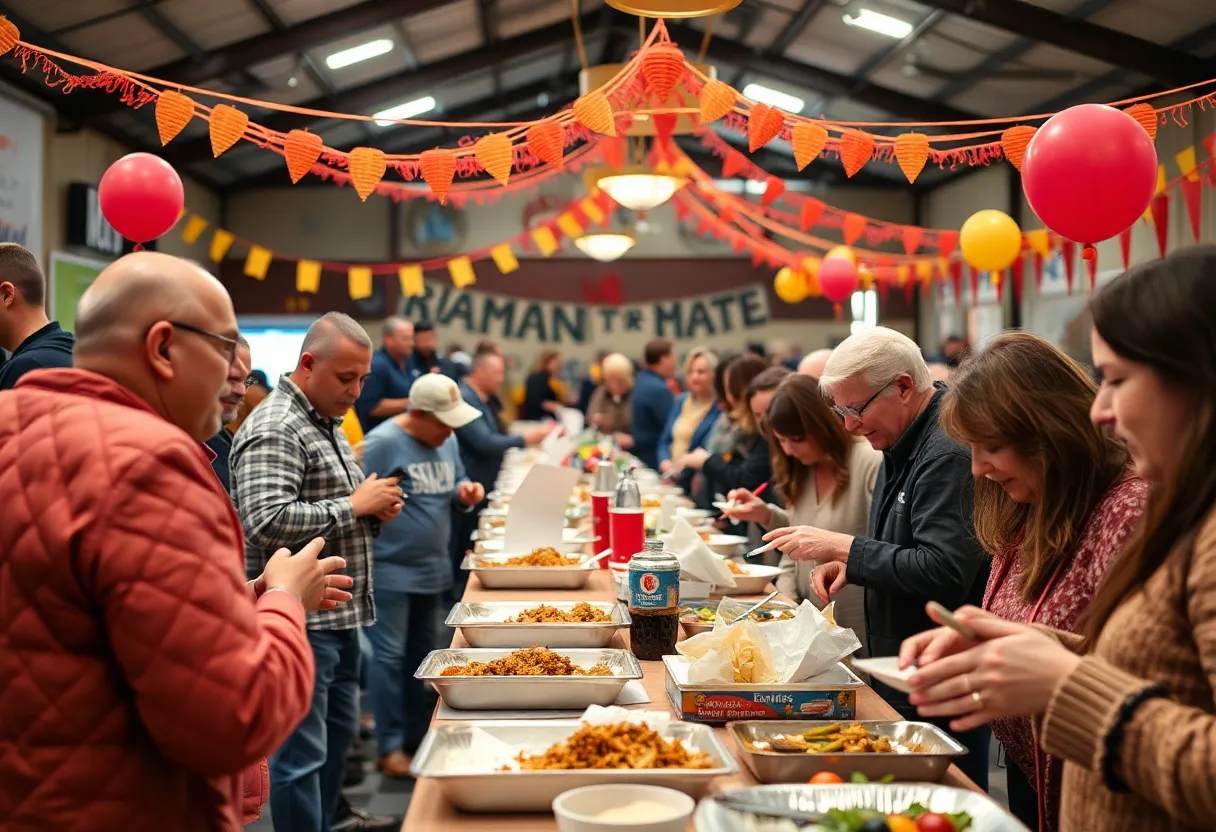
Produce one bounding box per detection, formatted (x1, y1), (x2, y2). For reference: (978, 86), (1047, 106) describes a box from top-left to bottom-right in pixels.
(662, 516), (738, 588)
(656, 494), (683, 533)
(501, 463), (581, 553)
(676, 599), (860, 684)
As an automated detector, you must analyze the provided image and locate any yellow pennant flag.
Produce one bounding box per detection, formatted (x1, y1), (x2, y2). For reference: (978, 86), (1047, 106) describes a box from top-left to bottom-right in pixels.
(1176, 146), (1200, 182)
(1024, 229), (1051, 259)
(209, 229), (235, 263)
(531, 226), (559, 257)
(448, 256), (476, 289)
(243, 245), (273, 280)
(296, 260), (321, 293)
(348, 266), (373, 300)
(398, 264), (424, 297)
(181, 214), (209, 244)
(916, 260), (933, 283)
(490, 243), (518, 274)
(580, 198), (605, 225)
(556, 212), (584, 240)
(897, 263), (912, 286)
(1144, 164), (1168, 223)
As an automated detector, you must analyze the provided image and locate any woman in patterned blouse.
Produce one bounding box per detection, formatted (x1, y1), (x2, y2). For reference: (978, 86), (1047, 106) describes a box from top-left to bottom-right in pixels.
(938, 332), (1147, 831)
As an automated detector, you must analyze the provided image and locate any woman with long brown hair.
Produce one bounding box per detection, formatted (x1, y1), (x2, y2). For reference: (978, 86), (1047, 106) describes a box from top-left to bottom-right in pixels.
(937, 332), (1146, 830)
(901, 246), (1216, 832)
(726, 374), (881, 647)
(521, 348), (564, 421)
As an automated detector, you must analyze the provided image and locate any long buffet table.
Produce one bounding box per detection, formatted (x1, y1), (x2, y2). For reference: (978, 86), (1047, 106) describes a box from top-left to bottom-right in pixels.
(402, 569), (980, 829)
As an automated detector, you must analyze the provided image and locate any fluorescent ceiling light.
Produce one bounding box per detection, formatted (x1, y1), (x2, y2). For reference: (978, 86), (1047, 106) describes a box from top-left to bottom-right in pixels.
(326, 38), (394, 70)
(843, 8), (913, 39)
(744, 179), (767, 195)
(742, 83), (805, 114)
(373, 96), (436, 126)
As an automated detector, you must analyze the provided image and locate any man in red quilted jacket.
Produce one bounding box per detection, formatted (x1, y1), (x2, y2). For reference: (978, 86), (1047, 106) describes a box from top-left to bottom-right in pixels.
(0, 252), (350, 831)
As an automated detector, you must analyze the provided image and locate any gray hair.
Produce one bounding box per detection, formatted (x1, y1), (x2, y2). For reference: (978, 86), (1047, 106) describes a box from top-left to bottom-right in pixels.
(602, 352), (635, 380)
(382, 315), (412, 339)
(820, 327), (931, 395)
(684, 345), (718, 377)
(300, 312), (372, 359)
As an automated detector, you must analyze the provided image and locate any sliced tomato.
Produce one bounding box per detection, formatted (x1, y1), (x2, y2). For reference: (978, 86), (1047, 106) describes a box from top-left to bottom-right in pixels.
(808, 771), (845, 784)
(915, 812), (956, 832)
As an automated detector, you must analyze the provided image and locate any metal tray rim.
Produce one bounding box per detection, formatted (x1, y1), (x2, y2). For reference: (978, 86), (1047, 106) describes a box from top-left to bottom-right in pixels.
(461, 554), (597, 573)
(725, 719), (968, 757)
(415, 648), (644, 681)
(446, 601), (630, 628)
(662, 655), (866, 692)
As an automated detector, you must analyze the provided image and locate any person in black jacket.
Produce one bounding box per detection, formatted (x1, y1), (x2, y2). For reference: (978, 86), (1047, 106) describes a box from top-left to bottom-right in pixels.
(763, 326), (990, 790)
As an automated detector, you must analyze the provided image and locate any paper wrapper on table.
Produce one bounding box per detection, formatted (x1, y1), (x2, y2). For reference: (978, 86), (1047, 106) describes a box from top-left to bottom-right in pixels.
(662, 516), (737, 588)
(656, 494), (683, 533)
(676, 600), (860, 685)
(540, 424), (575, 464)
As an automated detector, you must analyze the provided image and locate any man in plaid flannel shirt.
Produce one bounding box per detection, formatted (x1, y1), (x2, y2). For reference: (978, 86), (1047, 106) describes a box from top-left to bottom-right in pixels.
(232, 312), (404, 832)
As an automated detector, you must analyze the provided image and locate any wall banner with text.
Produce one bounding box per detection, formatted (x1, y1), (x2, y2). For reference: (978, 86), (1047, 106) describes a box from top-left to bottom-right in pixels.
(401, 282), (772, 345)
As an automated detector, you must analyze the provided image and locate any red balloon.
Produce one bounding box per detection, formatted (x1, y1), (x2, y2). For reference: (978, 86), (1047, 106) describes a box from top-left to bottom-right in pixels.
(1021, 104), (1157, 245)
(819, 256), (859, 304)
(98, 153), (185, 244)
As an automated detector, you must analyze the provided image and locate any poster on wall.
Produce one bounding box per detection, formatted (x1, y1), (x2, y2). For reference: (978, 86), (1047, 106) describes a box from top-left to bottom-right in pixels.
(0, 93), (44, 264)
(49, 251), (108, 333)
(401, 281), (772, 346)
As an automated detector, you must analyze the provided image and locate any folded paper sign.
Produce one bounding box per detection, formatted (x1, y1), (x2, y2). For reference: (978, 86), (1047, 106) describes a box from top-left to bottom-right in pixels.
(662, 516), (737, 588)
(675, 599), (860, 684)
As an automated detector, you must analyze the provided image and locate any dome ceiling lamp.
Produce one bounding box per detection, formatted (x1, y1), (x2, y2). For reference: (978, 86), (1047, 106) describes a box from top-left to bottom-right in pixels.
(595, 164), (684, 212)
(605, 0), (743, 18)
(574, 232), (638, 262)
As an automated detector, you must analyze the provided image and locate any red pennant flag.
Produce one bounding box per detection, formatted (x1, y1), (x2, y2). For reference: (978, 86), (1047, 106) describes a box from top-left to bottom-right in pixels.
(937, 231), (960, 258)
(652, 114), (677, 154)
(1180, 178), (1202, 242)
(1060, 239), (1076, 294)
(600, 136), (626, 170)
(1151, 194), (1170, 257)
(750, 249), (765, 268)
(1085, 247), (1098, 293)
(799, 198), (825, 230)
(904, 276), (916, 305)
(674, 199), (690, 223)
(1204, 130), (1216, 159)
(948, 259), (963, 306)
(968, 265), (980, 304)
(1011, 254), (1024, 305)
(731, 235), (747, 254)
(721, 150), (748, 179)
(994, 272), (1004, 303)
(876, 276), (889, 301)
(901, 226), (924, 255)
(1118, 228), (1132, 269)
(696, 218), (711, 237)
(761, 176), (785, 207)
(843, 213), (867, 246)
(719, 201), (737, 224)
(1032, 251), (1044, 294)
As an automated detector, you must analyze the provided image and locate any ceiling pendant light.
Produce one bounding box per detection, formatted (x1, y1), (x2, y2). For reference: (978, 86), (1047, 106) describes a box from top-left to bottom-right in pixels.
(595, 164), (684, 212)
(574, 232), (637, 262)
(605, 0), (743, 18)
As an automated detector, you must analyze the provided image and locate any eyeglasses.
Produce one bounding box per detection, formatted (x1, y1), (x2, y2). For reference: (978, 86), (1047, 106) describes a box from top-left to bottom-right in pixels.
(832, 377), (896, 421)
(245, 376), (257, 388)
(169, 321), (239, 365)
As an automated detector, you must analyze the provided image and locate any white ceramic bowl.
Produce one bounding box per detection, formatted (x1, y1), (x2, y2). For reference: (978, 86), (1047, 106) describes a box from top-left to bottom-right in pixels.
(553, 784), (695, 832)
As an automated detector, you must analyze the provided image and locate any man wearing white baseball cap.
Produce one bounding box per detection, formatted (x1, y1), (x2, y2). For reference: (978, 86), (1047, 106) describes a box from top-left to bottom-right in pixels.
(359, 373), (485, 777)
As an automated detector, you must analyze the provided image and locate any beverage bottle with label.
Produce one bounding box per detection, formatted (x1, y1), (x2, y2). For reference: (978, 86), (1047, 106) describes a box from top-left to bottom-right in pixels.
(590, 459), (616, 569)
(628, 538), (681, 661)
(609, 464), (644, 600)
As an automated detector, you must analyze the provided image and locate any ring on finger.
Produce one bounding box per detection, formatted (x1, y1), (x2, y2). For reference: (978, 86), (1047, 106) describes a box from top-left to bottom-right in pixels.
(971, 690), (983, 709)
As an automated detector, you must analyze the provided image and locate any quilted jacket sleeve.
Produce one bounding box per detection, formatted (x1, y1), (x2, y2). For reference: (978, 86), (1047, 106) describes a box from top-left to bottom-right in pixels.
(88, 441), (315, 777)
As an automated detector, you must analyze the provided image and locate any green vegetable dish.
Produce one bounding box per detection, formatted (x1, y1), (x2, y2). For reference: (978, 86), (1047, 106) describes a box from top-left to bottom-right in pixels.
(814, 803), (973, 832)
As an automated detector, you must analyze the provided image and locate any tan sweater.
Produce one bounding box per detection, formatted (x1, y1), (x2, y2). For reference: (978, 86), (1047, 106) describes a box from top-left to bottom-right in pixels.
(1039, 506), (1216, 831)
(765, 440), (882, 654)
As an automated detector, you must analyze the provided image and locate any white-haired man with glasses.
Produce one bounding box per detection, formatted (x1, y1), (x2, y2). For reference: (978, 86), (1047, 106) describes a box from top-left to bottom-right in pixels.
(760, 326), (990, 789)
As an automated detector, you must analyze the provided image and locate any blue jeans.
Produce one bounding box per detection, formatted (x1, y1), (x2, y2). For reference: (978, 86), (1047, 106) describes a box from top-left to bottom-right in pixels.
(364, 589), (450, 754)
(269, 628), (361, 832)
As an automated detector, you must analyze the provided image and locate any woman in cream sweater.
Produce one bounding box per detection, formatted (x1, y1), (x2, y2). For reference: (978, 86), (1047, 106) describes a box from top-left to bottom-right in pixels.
(726, 374), (881, 654)
(901, 247), (1216, 832)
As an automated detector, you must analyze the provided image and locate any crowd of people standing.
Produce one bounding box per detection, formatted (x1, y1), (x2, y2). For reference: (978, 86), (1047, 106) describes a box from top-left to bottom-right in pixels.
(1, 239), (1215, 832)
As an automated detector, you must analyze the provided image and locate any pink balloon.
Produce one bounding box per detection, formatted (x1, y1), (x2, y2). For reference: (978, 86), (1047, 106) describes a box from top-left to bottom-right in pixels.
(1021, 104), (1157, 244)
(819, 256), (859, 304)
(98, 153), (185, 244)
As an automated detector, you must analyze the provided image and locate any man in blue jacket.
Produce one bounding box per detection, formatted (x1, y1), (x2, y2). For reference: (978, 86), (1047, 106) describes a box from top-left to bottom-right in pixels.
(629, 338), (677, 470)
(0, 244), (74, 391)
(355, 316), (418, 433)
(450, 350), (548, 598)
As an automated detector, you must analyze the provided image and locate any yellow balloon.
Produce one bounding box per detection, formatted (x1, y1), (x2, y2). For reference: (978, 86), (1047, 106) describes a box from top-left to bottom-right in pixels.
(960, 209), (1022, 272)
(774, 266), (808, 304)
(826, 245), (855, 265)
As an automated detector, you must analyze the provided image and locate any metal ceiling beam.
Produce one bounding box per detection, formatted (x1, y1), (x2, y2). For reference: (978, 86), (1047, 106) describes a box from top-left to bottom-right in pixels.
(163, 12), (600, 167)
(766, 0), (829, 56)
(221, 79), (578, 192)
(663, 21), (976, 123)
(70, 0), (453, 123)
(929, 0), (1117, 103)
(915, 0), (1216, 87)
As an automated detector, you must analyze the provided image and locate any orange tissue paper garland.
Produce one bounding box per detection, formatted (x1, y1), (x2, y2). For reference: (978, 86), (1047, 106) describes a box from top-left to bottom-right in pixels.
(791, 122), (828, 171)
(894, 133), (929, 183)
(748, 103), (785, 152)
(420, 148), (457, 204)
(640, 44), (685, 102)
(475, 133), (514, 186)
(348, 146), (387, 201)
(526, 122), (565, 167)
(1000, 125), (1036, 171)
(698, 80), (735, 125)
(1124, 102), (1158, 142)
(155, 90), (194, 145)
(283, 129), (323, 183)
(209, 104), (248, 157)
(573, 90), (616, 136)
(839, 129), (875, 178)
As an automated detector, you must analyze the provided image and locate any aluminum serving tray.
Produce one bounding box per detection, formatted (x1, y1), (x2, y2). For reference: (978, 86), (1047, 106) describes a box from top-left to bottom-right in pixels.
(461, 552), (596, 590)
(726, 720), (966, 783)
(411, 719), (737, 812)
(695, 783), (1029, 831)
(445, 600), (631, 648)
(415, 647), (642, 710)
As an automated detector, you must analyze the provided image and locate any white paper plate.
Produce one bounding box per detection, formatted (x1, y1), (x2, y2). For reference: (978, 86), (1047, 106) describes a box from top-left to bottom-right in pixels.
(851, 656), (916, 694)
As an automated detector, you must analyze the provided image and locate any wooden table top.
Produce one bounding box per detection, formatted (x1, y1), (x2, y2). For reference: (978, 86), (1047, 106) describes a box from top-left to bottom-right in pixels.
(402, 569), (980, 829)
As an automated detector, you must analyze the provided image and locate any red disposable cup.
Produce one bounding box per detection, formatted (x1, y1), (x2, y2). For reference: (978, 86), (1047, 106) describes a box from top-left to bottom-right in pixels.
(591, 492), (612, 568)
(609, 507), (645, 568)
